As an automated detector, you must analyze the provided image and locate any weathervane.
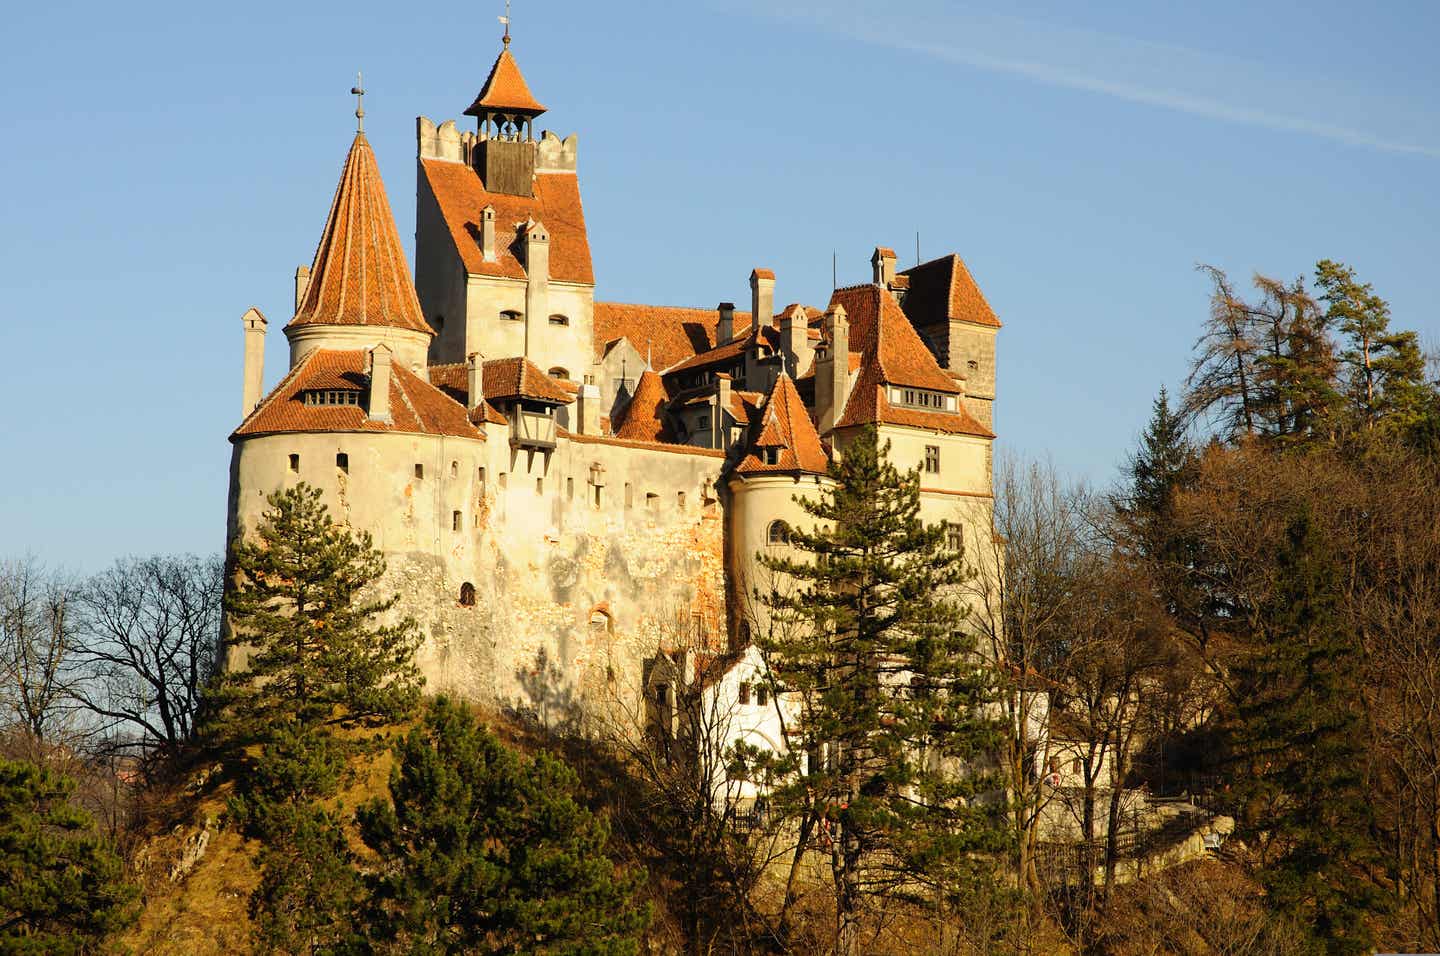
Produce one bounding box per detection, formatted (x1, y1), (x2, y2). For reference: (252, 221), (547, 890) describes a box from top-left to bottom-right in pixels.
(351, 71), (366, 132)
(499, 0), (511, 46)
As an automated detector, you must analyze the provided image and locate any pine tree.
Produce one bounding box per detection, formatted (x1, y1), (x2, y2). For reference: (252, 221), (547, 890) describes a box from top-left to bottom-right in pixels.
(355, 696), (650, 955)
(213, 483), (423, 743)
(0, 757), (139, 954)
(756, 425), (1009, 955)
(1224, 509), (1384, 955)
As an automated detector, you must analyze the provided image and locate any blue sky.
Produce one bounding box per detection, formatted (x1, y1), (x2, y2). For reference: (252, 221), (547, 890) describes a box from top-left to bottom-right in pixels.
(1, 0), (1436, 570)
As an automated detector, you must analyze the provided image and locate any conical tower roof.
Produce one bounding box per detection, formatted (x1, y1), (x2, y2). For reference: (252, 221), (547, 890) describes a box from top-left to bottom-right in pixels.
(464, 46), (547, 117)
(287, 133), (432, 336)
(613, 370), (671, 442)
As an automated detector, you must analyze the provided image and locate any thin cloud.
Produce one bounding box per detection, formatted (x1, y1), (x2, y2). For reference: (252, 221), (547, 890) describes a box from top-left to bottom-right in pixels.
(747, 2), (1440, 160)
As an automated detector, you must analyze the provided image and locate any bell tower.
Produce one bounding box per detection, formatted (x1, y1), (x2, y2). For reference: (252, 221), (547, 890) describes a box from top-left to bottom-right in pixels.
(463, 29), (547, 198)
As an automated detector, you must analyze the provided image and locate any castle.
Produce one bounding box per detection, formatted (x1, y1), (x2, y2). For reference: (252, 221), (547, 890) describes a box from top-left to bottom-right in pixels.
(226, 36), (1001, 729)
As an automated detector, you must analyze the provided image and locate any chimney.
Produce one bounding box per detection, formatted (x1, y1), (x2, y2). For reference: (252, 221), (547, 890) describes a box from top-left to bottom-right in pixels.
(871, 247), (897, 287)
(524, 219), (550, 360)
(817, 303), (849, 435)
(778, 305), (811, 379)
(240, 307), (267, 417)
(466, 351), (485, 416)
(577, 383), (601, 435)
(368, 344), (393, 423)
(750, 268), (774, 334)
(294, 266), (311, 311)
(714, 374), (732, 449)
(480, 205), (497, 262)
(716, 301), (735, 346)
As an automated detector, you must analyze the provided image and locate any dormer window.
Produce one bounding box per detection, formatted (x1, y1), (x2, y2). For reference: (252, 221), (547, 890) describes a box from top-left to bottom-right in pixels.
(302, 389), (362, 406)
(761, 447), (780, 465)
(894, 388), (952, 411)
(500, 309), (523, 322)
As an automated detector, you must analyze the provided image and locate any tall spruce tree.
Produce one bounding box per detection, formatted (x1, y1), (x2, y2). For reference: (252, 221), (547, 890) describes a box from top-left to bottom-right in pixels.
(1224, 509), (1384, 955)
(213, 483), (423, 743)
(757, 426), (1008, 956)
(0, 757), (139, 954)
(355, 696), (650, 955)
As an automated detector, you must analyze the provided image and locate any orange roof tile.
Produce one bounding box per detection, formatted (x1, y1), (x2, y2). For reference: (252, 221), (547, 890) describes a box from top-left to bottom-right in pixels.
(479, 357), (575, 404)
(560, 430), (727, 458)
(465, 47), (547, 116)
(233, 350), (483, 441)
(830, 284), (961, 395)
(736, 374), (829, 476)
(427, 362), (509, 424)
(835, 365), (993, 438)
(613, 370), (672, 442)
(420, 159), (593, 284)
(287, 134), (432, 336)
(593, 302), (753, 371)
(899, 254), (1001, 329)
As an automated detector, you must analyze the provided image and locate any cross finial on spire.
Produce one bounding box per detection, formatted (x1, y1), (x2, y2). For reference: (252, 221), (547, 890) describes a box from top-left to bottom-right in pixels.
(350, 71), (366, 132)
(499, 0), (512, 46)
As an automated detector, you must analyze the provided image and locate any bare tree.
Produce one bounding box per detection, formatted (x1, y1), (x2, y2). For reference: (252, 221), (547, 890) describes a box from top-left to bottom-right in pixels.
(0, 556), (79, 741)
(70, 554), (223, 762)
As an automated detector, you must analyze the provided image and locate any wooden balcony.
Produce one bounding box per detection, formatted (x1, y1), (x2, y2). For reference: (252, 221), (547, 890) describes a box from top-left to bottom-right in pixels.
(509, 407), (556, 450)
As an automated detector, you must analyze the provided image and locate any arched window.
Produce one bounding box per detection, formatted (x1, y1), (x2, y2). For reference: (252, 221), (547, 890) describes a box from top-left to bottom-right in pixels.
(767, 520), (790, 546)
(459, 582), (476, 607)
(500, 309), (522, 322)
(548, 367), (569, 380)
(589, 608), (612, 635)
(548, 314), (570, 326)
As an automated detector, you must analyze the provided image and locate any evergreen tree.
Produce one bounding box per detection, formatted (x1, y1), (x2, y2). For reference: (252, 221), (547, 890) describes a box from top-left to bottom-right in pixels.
(249, 799), (360, 956)
(355, 696), (650, 955)
(1224, 509), (1384, 955)
(213, 483), (423, 743)
(0, 757), (138, 954)
(1315, 259), (1431, 435)
(756, 426), (1009, 956)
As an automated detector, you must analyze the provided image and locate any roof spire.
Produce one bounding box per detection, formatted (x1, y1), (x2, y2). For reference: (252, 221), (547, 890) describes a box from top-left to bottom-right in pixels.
(499, 0), (511, 47)
(350, 71), (366, 132)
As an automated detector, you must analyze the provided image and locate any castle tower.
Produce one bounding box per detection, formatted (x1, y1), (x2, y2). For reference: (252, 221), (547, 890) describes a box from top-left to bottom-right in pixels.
(284, 129), (434, 372)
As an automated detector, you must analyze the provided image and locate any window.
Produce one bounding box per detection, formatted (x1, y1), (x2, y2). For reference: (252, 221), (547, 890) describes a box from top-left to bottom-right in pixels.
(335, 452), (349, 473)
(1071, 757), (1082, 775)
(302, 389), (361, 406)
(450, 461), (458, 478)
(459, 582), (476, 606)
(767, 520), (790, 546)
(498, 473), (507, 490)
(762, 447), (780, 465)
(593, 485), (602, 508)
(646, 492), (659, 509)
(500, 309), (523, 322)
(756, 685), (769, 707)
(414, 463), (424, 480)
(567, 477), (574, 500)
(738, 683), (751, 705)
(924, 445), (940, 474)
(548, 314), (570, 326)
(478, 467), (487, 491)
(947, 526), (965, 554)
(655, 684), (668, 707)
(548, 366), (569, 379)
(677, 491), (686, 509)
(897, 388), (948, 410)
(450, 511), (461, 532)
(536, 477), (543, 495)
(698, 414), (710, 429)
(589, 610), (611, 634)
(288, 453), (300, 473)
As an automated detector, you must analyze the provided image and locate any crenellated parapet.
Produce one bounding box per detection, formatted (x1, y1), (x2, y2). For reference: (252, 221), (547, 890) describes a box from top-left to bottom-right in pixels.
(418, 115), (577, 172)
(535, 130), (578, 172)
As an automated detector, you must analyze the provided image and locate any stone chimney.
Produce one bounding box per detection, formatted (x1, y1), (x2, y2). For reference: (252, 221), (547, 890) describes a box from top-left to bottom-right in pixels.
(293, 266), (311, 311)
(716, 301), (735, 346)
(817, 303), (849, 435)
(241, 307), (267, 417)
(368, 344), (393, 423)
(871, 247), (897, 287)
(750, 269), (774, 334)
(466, 351), (485, 416)
(480, 205), (497, 262)
(577, 383), (601, 435)
(778, 305), (811, 380)
(524, 219), (550, 360)
(714, 373), (732, 449)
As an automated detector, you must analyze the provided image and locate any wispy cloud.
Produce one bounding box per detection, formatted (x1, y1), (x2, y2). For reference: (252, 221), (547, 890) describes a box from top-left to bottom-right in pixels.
(732, 1), (1440, 159)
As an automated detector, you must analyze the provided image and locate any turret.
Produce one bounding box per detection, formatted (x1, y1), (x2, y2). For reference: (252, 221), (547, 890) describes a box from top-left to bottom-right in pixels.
(816, 303), (849, 435)
(464, 36), (547, 196)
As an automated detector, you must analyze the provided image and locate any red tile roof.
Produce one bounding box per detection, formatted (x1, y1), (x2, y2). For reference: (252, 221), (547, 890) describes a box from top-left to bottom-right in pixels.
(613, 370), (672, 442)
(593, 303), (753, 371)
(464, 47), (547, 116)
(899, 254), (1001, 329)
(830, 284), (961, 395)
(426, 362), (509, 424)
(233, 350), (484, 440)
(560, 431), (726, 459)
(835, 366), (993, 438)
(479, 356), (575, 404)
(735, 374), (829, 476)
(421, 159), (593, 284)
(287, 134), (432, 336)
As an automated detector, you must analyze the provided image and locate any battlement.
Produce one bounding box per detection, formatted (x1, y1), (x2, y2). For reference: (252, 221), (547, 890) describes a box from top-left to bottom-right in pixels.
(417, 116), (577, 172)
